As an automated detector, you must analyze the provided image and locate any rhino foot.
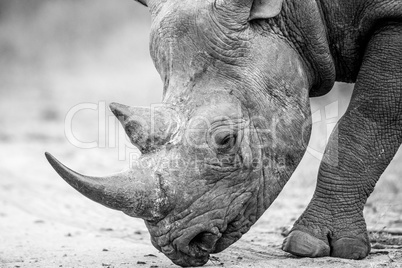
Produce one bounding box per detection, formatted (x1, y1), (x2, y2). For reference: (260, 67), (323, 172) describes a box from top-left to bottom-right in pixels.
(331, 237), (370, 259)
(282, 229), (370, 260)
(282, 230), (330, 257)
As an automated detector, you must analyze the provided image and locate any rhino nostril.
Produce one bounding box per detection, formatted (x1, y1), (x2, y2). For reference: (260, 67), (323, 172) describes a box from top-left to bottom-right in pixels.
(189, 231), (220, 252)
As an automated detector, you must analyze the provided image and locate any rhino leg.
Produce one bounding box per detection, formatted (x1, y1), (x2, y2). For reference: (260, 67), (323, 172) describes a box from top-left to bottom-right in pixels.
(283, 23), (402, 259)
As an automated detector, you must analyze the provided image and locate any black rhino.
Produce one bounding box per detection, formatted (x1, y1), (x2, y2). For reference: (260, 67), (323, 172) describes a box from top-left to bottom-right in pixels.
(46, 0), (402, 266)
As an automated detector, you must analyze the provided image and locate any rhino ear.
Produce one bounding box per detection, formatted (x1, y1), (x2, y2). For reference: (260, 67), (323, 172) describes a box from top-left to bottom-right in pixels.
(248, 0), (283, 21)
(134, 0), (148, 7)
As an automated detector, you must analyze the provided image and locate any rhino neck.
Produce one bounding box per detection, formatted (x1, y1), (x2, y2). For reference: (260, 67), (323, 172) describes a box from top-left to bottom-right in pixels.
(317, 0), (393, 83)
(267, 0), (336, 97)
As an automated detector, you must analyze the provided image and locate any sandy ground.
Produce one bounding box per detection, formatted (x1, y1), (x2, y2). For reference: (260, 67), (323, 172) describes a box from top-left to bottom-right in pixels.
(1, 124), (402, 268)
(1, 1), (402, 267)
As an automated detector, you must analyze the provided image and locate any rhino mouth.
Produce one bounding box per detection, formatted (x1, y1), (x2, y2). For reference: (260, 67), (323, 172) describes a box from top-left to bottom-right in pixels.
(165, 228), (222, 266)
(188, 231), (222, 253)
(160, 222), (246, 267)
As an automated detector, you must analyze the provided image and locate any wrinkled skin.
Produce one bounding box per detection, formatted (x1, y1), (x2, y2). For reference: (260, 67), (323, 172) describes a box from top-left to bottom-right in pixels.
(46, 0), (402, 266)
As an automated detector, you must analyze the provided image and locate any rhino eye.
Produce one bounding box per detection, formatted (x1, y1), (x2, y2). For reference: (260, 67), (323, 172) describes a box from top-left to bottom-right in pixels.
(214, 131), (237, 151)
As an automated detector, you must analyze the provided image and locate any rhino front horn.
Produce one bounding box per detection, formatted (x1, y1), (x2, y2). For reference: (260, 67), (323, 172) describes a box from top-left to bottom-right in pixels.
(109, 102), (180, 154)
(45, 152), (169, 221)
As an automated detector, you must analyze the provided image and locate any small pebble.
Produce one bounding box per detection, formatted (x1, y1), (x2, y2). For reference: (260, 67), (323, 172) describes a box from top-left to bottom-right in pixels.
(144, 254), (157, 257)
(372, 243), (386, 249)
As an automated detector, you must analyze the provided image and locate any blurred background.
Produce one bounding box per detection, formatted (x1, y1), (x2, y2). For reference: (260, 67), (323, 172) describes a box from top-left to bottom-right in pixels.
(0, 0), (160, 145)
(0, 1), (400, 267)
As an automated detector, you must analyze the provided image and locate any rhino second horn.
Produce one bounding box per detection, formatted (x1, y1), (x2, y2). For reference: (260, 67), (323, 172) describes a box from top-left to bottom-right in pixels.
(45, 152), (168, 221)
(109, 102), (179, 154)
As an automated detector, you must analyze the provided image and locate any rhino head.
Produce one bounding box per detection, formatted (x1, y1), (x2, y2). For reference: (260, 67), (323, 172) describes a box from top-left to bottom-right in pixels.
(46, 0), (334, 266)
